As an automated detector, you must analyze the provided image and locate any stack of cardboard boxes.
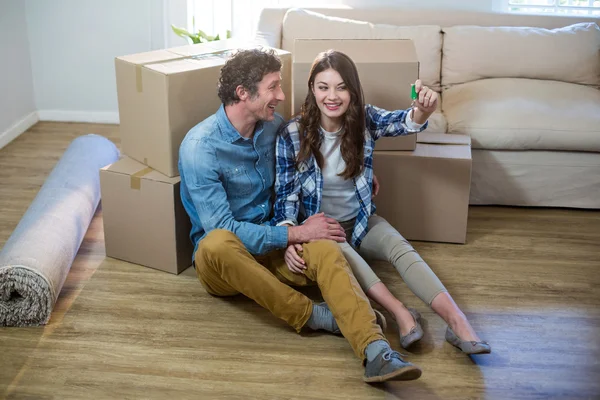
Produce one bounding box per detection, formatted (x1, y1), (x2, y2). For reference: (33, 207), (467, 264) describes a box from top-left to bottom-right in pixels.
(100, 37), (472, 276)
(294, 39), (472, 244)
(100, 40), (292, 274)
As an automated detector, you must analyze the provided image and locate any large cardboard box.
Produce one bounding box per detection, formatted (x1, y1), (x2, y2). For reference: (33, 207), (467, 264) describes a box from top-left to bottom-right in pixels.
(372, 133), (472, 244)
(100, 156), (194, 274)
(115, 39), (292, 177)
(293, 39), (419, 151)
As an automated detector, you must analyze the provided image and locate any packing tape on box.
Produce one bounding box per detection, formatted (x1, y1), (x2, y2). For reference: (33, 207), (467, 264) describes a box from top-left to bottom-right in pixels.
(133, 51), (189, 93)
(136, 65), (143, 92)
(130, 167), (153, 190)
(133, 50), (224, 93)
(132, 44), (269, 93)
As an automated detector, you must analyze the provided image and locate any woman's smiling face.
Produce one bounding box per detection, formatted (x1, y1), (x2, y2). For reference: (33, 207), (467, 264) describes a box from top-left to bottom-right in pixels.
(311, 68), (351, 127)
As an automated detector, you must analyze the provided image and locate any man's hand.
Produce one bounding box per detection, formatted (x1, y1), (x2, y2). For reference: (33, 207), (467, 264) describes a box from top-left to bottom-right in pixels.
(288, 212), (346, 244)
(372, 174), (380, 199)
(284, 244), (306, 274)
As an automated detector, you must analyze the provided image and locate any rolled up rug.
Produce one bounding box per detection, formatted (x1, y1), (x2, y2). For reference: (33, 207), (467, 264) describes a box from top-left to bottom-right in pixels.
(0, 134), (119, 326)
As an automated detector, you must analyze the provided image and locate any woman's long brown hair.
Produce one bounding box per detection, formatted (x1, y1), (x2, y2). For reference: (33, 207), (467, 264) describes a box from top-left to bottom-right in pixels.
(297, 50), (366, 180)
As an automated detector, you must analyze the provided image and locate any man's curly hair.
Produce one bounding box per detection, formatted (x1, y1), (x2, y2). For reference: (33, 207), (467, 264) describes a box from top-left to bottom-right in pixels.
(217, 48), (282, 105)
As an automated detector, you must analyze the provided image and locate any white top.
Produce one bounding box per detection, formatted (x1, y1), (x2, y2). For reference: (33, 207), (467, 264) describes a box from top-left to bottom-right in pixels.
(319, 110), (424, 222)
(319, 126), (360, 222)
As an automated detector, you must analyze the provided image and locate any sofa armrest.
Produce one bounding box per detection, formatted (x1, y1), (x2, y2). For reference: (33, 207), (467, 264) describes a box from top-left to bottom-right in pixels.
(254, 7), (290, 48)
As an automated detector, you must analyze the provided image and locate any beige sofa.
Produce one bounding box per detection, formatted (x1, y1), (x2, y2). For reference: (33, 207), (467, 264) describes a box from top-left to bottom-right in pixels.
(254, 7), (600, 209)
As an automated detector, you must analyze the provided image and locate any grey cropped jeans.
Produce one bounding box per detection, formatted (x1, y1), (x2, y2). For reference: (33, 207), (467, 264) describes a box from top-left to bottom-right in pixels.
(338, 215), (447, 305)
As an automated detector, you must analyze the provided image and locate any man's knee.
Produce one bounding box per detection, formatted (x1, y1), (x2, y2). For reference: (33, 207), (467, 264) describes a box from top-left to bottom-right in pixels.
(196, 229), (243, 262)
(304, 239), (349, 272)
(304, 239), (340, 255)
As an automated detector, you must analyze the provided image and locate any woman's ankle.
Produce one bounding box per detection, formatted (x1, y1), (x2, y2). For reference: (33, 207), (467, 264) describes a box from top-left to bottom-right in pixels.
(448, 315), (481, 342)
(393, 307), (416, 333)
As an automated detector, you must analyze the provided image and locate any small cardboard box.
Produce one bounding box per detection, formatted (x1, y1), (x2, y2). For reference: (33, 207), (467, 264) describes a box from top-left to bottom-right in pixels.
(100, 156), (194, 274)
(293, 39), (419, 151)
(115, 39), (292, 177)
(372, 133), (472, 244)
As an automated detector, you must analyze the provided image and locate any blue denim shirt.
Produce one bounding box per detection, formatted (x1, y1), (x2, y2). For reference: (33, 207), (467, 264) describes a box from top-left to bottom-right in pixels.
(178, 104), (288, 257)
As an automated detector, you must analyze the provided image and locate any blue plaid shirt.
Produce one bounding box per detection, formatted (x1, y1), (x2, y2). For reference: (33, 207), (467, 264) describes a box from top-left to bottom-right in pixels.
(272, 104), (428, 248)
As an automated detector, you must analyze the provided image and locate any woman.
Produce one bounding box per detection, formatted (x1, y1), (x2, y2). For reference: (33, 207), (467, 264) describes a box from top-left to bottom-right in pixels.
(272, 50), (490, 354)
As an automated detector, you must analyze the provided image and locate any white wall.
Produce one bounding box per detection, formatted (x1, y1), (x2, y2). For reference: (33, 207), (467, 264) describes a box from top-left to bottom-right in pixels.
(0, 0), (37, 148)
(24, 0), (186, 124)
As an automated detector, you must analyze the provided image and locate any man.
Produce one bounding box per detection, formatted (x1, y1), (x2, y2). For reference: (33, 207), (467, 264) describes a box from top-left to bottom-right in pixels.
(178, 48), (421, 383)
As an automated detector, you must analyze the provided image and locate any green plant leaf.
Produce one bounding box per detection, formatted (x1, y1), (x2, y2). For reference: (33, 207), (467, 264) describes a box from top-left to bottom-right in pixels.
(172, 23), (228, 43)
(171, 24), (194, 40)
(198, 29), (218, 41)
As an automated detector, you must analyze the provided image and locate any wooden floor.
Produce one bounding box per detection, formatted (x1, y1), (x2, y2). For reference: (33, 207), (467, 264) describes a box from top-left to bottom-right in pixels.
(1, 122), (599, 400)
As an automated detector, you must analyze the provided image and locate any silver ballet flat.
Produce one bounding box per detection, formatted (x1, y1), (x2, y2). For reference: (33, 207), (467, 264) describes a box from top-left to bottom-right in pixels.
(445, 326), (491, 354)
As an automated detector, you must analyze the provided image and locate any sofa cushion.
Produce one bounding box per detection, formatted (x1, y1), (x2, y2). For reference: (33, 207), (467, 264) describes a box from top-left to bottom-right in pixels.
(281, 8), (443, 91)
(423, 111), (447, 134)
(442, 23), (600, 87)
(442, 78), (600, 152)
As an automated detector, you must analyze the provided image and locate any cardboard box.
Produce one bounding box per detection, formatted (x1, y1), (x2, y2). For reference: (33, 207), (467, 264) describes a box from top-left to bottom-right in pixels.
(372, 132), (472, 244)
(293, 39), (419, 151)
(100, 156), (194, 274)
(115, 39), (292, 177)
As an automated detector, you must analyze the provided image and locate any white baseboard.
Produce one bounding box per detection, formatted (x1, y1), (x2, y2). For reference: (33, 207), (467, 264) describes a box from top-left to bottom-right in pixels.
(37, 110), (120, 124)
(0, 111), (40, 150)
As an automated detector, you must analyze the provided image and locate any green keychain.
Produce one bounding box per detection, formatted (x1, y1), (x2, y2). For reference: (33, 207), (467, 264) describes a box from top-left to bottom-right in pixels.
(411, 84), (418, 107)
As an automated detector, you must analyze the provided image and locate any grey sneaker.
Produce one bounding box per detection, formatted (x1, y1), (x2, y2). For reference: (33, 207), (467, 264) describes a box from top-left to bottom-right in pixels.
(321, 303), (387, 335)
(399, 308), (424, 349)
(445, 326), (491, 354)
(363, 350), (422, 383)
